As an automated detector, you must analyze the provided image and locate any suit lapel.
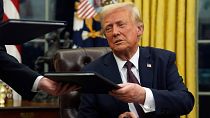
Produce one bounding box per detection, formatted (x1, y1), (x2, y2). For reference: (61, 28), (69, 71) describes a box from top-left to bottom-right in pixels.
(139, 47), (154, 88)
(103, 52), (122, 84)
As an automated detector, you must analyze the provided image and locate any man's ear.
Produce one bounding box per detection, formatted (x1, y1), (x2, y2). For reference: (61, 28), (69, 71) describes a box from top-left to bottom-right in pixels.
(137, 22), (144, 36)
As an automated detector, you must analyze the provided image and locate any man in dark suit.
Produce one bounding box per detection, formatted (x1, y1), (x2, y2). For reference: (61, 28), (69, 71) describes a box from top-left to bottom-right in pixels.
(0, 0), (78, 99)
(78, 2), (194, 118)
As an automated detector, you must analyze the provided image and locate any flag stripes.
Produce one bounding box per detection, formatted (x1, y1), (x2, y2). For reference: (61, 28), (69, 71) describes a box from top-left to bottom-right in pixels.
(3, 0), (19, 20)
(3, 0), (21, 62)
(77, 0), (96, 19)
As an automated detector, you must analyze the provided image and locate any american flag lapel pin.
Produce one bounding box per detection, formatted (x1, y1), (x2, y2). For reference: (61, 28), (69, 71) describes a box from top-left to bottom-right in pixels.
(147, 63), (152, 68)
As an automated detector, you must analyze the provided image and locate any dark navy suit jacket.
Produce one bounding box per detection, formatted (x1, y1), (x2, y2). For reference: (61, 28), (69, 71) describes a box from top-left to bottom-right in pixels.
(79, 47), (194, 118)
(0, 0), (38, 99)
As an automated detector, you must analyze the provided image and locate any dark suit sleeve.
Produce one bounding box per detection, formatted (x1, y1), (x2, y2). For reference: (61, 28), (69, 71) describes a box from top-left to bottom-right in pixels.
(151, 51), (194, 115)
(0, 51), (40, 99)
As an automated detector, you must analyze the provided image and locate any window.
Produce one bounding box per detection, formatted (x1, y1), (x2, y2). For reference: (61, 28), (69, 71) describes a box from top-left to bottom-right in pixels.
(198, 0), (210, 117)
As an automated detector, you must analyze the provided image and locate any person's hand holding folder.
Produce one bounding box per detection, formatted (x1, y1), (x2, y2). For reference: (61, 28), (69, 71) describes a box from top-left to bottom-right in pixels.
(38, 77), (81, 96)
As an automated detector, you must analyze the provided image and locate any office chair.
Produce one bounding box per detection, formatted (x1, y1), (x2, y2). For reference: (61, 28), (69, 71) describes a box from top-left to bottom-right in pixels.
(53, 47), (111, 118)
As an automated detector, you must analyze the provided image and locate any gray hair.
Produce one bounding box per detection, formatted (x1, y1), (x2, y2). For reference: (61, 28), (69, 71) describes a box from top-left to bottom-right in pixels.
(100, 2), (142, 28)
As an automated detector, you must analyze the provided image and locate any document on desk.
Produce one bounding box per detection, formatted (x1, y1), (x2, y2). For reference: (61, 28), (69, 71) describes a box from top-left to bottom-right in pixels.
(45, 72), (120, 94)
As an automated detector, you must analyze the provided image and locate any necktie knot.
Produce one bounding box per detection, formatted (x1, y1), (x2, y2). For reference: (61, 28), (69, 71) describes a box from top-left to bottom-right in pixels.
(124, 61), (134, 70)
(124, 61), (139, 84)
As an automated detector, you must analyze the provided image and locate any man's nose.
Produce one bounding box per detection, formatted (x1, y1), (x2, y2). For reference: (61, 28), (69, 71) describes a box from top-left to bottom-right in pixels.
(112, 25), (120, 36)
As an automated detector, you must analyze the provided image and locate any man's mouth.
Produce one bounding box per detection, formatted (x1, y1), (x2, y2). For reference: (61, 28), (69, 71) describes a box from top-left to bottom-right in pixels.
(114, 39), (124, 45)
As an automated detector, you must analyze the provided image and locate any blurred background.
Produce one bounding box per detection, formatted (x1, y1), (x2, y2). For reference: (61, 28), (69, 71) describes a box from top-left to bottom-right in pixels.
(1, 0), (210, 118)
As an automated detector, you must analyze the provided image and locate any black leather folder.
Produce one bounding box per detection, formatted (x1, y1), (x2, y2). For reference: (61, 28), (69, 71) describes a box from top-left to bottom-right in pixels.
(45, 72), (120, 94)
(0, 19), (66, 45)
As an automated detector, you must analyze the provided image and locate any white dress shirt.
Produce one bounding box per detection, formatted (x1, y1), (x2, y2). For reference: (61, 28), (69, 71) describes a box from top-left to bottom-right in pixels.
(113, 47), (155, 117)
(31, 76), (43, 92)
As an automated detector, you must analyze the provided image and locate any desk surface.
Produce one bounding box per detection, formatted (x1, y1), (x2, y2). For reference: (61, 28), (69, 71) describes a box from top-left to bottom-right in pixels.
(0, 100), (59, 110)
(0, 100), (59, 118)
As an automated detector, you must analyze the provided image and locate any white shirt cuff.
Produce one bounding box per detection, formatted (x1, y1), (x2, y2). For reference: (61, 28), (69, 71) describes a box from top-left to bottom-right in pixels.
(31, 76), (43, 92)
(140, 87), (156, 113)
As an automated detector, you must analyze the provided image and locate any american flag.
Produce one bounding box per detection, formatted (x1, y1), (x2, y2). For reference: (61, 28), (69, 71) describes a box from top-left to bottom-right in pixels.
(3, 0), (21, 63)
(77, 0), (97, 19)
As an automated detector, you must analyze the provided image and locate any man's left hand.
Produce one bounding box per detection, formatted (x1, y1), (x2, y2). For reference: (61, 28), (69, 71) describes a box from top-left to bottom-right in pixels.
(109, 83), (146, 104)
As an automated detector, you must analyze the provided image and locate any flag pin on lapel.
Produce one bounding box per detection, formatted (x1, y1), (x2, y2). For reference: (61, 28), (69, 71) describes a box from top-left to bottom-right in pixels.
(147, 63), (152, 68)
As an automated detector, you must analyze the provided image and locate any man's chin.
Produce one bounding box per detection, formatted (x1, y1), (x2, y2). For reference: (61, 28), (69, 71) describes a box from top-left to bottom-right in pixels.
(112, 45), (129, 53)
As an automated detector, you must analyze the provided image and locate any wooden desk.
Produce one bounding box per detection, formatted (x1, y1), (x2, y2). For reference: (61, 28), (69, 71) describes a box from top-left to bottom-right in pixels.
(0, 100), (59, 118)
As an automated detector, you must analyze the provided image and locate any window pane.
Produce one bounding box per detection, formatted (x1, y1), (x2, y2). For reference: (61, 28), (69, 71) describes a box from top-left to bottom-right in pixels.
(199, 0), (210, 40)
(199, 96), (210, 118)
(199, 21), (210, 39)
(199, 44), (210, 91)
(19, 0), (56, 20)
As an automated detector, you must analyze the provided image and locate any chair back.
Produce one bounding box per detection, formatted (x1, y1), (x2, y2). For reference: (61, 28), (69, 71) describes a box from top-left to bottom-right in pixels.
(53, 47), (111, 118)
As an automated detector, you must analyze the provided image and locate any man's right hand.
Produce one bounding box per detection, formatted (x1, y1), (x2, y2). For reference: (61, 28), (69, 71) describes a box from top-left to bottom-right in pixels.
(38, 77), (80, 96)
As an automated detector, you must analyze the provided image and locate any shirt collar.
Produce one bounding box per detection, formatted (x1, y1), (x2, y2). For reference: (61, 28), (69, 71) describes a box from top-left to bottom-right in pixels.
(113, 47), (139, 70)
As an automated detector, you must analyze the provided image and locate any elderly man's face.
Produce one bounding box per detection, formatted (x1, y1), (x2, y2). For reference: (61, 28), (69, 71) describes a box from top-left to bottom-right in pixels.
(103, 8), (143, 55)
